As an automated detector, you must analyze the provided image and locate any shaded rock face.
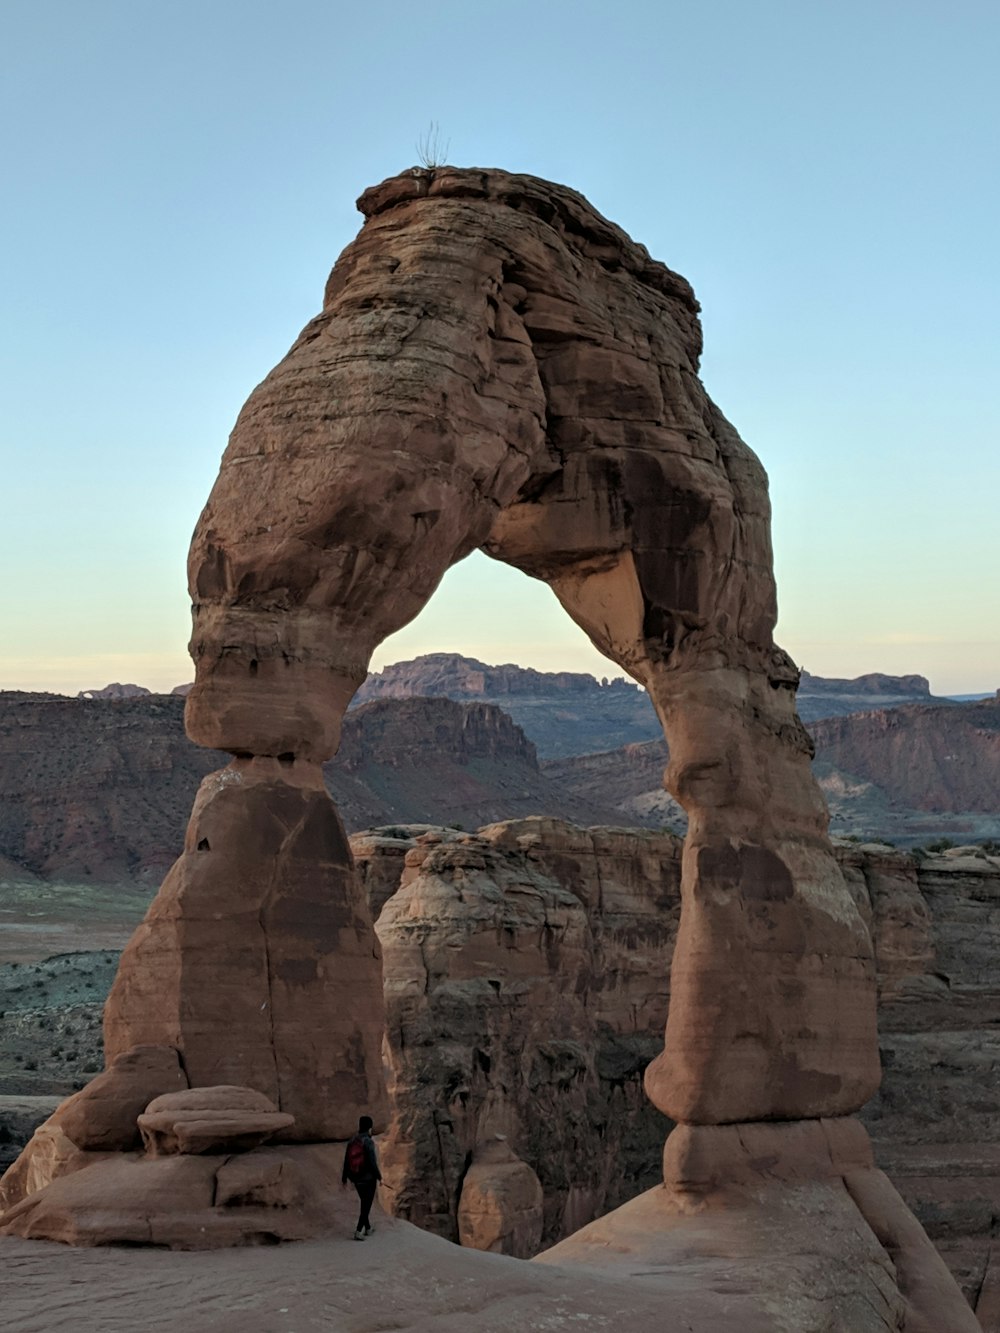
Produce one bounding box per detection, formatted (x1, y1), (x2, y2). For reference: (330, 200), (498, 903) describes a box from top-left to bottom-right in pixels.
(457, 1136), (544, 1259)
(811, 696), (1000, 814)
(104, 760), (387, 1141)
(183, 165), (877, 1127)
(846, 843), (1000, 1307)
(365, 822), (989, 1324)
(371, 819), (677, 1246)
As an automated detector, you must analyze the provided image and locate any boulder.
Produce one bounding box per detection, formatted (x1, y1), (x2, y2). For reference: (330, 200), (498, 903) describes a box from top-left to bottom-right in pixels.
(457, 1136), (543, 1258)
(138, 1086), (294, 1156)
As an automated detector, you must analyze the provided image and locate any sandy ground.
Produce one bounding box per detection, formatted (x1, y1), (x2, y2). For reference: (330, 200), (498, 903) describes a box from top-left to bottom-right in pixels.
(1, 1178), (942, 1333)
(1, 1194), (698, 1333)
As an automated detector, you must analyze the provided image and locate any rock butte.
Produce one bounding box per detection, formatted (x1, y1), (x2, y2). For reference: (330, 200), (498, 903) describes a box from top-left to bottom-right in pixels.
(0, 167), (976, 1327)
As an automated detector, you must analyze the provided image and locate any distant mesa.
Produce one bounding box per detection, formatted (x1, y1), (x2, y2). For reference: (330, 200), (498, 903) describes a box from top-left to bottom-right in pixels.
(109, 656), (948, 724)
(354, 653), (946, 753)
(355, 652), (640, 701)
(76, 682), (152, 701)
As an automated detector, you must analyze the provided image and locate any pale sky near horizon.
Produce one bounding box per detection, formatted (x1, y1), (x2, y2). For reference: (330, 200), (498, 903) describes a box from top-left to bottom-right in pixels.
(2, 1), (997, 697)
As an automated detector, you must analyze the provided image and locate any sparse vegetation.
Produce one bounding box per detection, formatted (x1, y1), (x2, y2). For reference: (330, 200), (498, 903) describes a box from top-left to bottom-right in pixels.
(924, 838), (956, 853)
(415, 121), (449, 169)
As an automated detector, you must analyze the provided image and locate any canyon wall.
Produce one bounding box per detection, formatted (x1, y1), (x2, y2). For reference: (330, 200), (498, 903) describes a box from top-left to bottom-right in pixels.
(365, 823), (1000, 1316)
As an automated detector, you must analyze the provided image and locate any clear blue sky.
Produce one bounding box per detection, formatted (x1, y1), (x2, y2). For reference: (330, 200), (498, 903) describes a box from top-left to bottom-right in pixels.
(2, 0), (997, 695)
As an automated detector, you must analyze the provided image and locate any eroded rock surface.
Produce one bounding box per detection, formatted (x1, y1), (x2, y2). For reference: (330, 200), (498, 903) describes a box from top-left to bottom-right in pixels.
(138, 1086), (294, 1157)
(181, 165), (877, 1127)
(848, 842), (1000, 1308)
(372, 818), (677, 1245)
(104, 760), (387, 1141)
(457, 1136), (544, 1259)
(0, 166), (951, 1325)
(540, 1117), (981, 1333)
(363, 821), (994, 1324)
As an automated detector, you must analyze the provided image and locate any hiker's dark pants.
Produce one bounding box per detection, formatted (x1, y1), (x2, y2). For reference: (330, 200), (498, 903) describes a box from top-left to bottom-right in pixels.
(353, 1179), (377, 1230)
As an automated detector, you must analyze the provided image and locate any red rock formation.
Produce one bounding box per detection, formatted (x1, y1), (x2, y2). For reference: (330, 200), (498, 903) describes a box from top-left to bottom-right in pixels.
(3, 168), (968, 1327)
(104, 759), (387, 1140)
(457, 1136), (544, 1259)
(811, 695), (1000, 812)
(372, 819), (677, 1243)
(181, 165), (877, 1127)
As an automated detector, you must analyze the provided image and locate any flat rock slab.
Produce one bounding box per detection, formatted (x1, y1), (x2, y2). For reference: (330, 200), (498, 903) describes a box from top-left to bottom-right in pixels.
(139, 1085), (294, 1156)
(0, 1165), (978, 1332)
(0, 1206), (898, 1333)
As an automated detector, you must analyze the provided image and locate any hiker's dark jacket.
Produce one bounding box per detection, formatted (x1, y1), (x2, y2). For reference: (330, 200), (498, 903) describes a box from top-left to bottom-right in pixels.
(343, 1132), (382, 1184)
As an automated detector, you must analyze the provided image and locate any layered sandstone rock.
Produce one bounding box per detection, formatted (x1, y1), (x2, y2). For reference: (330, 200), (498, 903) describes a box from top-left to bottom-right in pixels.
(372, 819), (676, 1244)
(2, 820), (988, 1323)
(3, 166), (956, 1328)
(138, 1086), (294, 1157)
(0, 1045), (187, 1212)
(181, 165), (877, 1128)
(848, 842), (1000, 1308)
(362, 821), (986, 1322)
(457, 1136), (544, 1259)
(104, 760), (387, 1141)
(0, 1142), (358, 1248)
(364, 821), (984, 1324)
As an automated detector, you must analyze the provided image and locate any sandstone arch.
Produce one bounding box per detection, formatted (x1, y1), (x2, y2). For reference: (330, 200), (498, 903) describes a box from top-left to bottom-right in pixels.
(2, 168), (881, 1185)
(6, 171), (988, 1329)
(142, 166), (877, 1132)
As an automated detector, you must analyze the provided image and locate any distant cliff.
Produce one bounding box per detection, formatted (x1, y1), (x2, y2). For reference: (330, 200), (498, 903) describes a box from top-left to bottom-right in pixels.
(354, 653), (941, 757)
(355, 654), (656, 758)
(810, 695), (1000, 813)
(544, 695), (1000, 846)
(0, 694), (623, 883)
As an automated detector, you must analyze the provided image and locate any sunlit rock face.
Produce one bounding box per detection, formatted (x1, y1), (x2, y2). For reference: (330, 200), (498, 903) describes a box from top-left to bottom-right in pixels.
(184, 165), (877, 1125)
(9, 169), (976, 1327)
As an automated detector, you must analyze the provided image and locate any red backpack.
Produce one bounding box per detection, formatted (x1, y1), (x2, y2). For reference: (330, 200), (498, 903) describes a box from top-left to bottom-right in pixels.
(346, 1135), (366, 1177)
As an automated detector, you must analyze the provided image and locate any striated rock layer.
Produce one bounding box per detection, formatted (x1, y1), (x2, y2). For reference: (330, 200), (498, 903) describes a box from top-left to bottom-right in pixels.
(361, 819), (995, 1323)
(373, 819), (677, 1245)
(104, 759), (387, 1140)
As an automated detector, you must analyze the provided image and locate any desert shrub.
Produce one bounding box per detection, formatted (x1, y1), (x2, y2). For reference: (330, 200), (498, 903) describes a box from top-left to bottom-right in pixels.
(416, 121), (449, 168)
(925, 838), (955, 853)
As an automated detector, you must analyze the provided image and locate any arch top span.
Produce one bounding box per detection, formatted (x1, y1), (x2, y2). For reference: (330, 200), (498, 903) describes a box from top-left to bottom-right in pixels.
(187, 166), (776, 763)
(184, 166), (879, 1126)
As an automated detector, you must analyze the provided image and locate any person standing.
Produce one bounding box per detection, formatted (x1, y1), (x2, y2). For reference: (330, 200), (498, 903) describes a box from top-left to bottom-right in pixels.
(342, 1114), (382, 1240)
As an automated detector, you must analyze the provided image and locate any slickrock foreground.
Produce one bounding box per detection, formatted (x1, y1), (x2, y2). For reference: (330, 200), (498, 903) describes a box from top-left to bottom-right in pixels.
(0, 167), (975, 1328)
(4, 824), (997, 1325)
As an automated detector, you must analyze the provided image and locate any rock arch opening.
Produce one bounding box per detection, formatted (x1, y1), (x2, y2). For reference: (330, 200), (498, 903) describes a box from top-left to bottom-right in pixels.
(179, 166), (879, 1128)
(0, 168), (890, 1256)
